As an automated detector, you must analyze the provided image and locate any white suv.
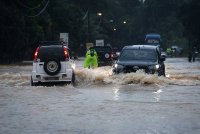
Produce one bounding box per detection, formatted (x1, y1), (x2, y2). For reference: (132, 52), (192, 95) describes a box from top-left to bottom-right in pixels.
(31, 41), (75, 86)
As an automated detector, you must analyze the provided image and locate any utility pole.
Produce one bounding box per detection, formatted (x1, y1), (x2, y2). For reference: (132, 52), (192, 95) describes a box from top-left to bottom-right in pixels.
(87, 10), (90, 43)
(49, 0), (55, 40)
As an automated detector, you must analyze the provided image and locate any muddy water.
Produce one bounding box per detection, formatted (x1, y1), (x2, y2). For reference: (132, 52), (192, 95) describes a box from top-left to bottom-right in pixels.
(77, 58), (200, 86)
(0, 58), (199, 87)
(0, 58), (200, 134)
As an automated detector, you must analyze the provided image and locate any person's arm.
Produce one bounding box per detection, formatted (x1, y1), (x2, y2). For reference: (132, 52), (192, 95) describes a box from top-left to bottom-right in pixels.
(94, 51), (98, 57)
(85, 50), (89, 56)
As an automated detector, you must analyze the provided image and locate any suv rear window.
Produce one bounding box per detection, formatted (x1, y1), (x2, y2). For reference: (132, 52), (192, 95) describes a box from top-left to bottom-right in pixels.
(38, 46), (66, 61)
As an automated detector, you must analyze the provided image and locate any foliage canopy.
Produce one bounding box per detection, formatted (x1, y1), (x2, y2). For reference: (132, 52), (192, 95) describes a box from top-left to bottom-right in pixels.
(0, 0), (199, 63)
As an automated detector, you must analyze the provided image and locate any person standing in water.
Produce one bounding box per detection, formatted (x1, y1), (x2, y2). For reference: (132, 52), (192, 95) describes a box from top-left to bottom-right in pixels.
(83, 48), (98, 68)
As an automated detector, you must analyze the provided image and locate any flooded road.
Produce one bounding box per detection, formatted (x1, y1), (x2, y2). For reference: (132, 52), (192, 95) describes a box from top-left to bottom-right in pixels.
(0, 58), (200, 134)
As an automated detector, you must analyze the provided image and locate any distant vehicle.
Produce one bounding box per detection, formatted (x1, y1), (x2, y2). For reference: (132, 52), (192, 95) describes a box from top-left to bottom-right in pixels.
(171, 45), (183, 56)
(145, 33), (161, 47)
(31, 41), (75, 86)
(90, 46), (114, 66)
(145, 33), (166, 57)
(113, 45), (165, 76)
(161, 51), (167, 58)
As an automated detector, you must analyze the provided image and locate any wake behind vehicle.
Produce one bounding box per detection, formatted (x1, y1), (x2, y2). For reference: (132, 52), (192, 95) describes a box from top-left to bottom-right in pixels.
(90, 46), (114, 66)
(31, 41), (76, 86)
(113, 45), (165, 76)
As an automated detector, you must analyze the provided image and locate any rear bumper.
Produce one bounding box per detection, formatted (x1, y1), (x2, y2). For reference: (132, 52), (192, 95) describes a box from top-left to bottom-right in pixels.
(98, 60), (113, 66)
(31, 70), (73, 83)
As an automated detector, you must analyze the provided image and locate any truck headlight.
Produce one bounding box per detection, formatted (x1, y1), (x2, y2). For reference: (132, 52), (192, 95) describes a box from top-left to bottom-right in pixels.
(113, 63), (124, 73)
(114, 64), (124, 69)
(149, 64), (160, 70)
(155, 64), (160, 69)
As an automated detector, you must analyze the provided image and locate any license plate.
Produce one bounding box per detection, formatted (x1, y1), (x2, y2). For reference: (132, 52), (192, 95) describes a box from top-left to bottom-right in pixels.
(44, 77), (59, 80)
(133, 66), (139, 69)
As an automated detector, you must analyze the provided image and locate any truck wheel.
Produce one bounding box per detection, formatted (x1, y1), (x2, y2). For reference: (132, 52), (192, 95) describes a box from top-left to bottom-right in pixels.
(71, 73), (76, 86)
(31, 77), (38, 86)
(158, 67), (165, 76)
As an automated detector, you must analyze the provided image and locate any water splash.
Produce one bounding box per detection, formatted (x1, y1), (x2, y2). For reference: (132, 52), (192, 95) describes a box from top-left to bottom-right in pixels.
(1, 64), (199, 87)
(75, 66), (200, 86)
(75, 67), (168, 86)
(75, 66), (112, 86)
(0, 72), (30, 87)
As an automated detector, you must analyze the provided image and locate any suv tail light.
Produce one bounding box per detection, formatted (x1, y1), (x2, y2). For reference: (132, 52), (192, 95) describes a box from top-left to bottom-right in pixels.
(34, 47), (39, 62)
(63, 47), (69, 60)
(110, 53), (114, 60)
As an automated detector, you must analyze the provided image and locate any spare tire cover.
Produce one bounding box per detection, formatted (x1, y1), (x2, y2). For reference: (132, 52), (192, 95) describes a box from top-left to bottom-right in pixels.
(44, 59), (61, 75)
(105, 53), (109, 58)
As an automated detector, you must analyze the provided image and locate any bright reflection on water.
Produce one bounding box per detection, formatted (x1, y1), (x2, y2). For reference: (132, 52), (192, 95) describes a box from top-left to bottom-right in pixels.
(113, 87), (120, 101)
(153, 89), (163, 102)
(166, 74), (170, 78)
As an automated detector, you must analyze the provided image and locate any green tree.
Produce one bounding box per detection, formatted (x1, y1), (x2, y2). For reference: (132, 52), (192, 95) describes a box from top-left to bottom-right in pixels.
(180, 0), (200, 50)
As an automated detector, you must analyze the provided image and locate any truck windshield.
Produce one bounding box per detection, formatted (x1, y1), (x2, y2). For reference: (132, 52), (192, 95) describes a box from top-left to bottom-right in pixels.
(119, 49), (157, 61)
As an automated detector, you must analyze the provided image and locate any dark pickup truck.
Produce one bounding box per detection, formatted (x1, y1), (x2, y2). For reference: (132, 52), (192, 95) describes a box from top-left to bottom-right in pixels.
(90, 46), (114, 66)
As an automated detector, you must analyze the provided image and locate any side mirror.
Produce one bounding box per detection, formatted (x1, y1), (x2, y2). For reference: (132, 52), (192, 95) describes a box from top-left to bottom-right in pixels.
(160, 55), (166, 61)
(113, 52), (120, 60)
(116, 52), (120, 56)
